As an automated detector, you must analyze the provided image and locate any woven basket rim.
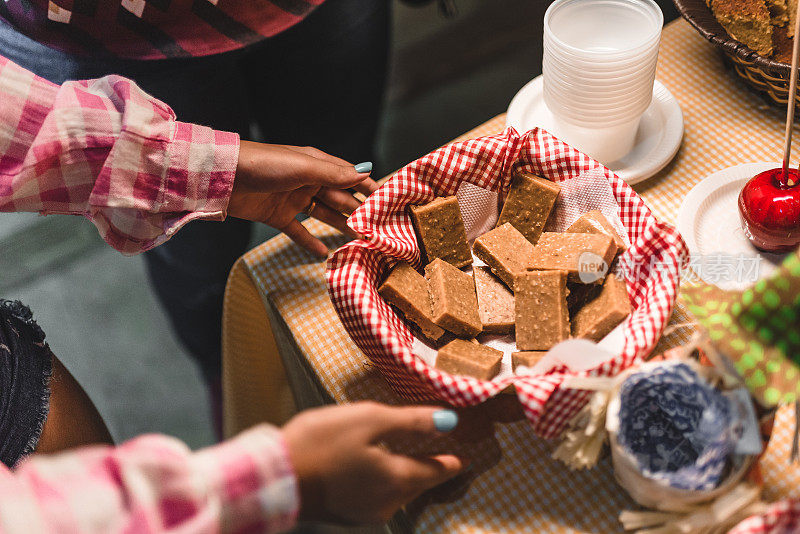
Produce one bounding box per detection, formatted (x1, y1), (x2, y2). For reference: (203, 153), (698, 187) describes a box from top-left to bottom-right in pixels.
(673, 0), (792, 73)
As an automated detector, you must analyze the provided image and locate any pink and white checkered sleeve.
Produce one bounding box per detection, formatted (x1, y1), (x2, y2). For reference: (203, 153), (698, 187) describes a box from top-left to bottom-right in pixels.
(0, 55), (239, 255)
(0, 425), (299, 533)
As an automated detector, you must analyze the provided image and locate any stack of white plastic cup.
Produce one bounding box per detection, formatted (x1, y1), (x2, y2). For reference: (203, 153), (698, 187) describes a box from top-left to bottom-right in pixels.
(543, 0), (663, 163)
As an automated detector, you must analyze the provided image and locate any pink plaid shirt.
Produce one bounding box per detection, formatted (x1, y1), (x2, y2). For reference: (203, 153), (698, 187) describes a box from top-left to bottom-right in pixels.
(0, 56), (301, 531)
(0, 54), (239, 255)
(0, 425), (298, 533)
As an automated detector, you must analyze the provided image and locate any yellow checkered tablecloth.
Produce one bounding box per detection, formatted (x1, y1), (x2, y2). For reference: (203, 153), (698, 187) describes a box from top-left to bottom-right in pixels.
(224, 19), (800, 534)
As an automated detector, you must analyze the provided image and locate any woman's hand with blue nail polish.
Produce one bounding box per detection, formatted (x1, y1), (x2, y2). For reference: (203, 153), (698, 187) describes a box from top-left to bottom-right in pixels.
(229, 141), (379, 257)
(432, 409), (459, 432)
(282, 401), (464, 525)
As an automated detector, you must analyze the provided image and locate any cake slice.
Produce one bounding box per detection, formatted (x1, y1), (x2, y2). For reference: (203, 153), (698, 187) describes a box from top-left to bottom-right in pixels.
(772, 0), (798, 63)
(707, 0), (773, 56)
(767, 0), (790, 27)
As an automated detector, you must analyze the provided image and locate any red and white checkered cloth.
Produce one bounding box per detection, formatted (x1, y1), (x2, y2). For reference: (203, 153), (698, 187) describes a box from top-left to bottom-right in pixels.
(0, 55), (239, 255)
(729, 500), (800, 534)
(326, 127), (688, 438)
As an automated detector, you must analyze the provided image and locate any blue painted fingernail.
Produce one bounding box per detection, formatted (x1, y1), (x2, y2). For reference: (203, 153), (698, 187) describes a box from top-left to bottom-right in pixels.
(433, 410), (458, 432)
(354, 161), (372, 174)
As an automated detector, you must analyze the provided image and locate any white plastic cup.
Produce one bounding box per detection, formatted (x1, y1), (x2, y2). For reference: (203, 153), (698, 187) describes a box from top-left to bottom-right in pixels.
(542, 73), (654, 120)
(543, 60), (657, 101)
(544, 0), (662, 58)
(543, 74), (655, 112)
(543, 30), (660, 68)
(543, 93), (652, 122)
(549, 114), (643, 163)
(543, 34), (660, 68)
(541, 0), (662, 163)
(542, 51), (657, 85)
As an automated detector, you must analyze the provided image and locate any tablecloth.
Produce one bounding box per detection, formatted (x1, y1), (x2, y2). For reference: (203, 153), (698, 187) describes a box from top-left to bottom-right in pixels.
(222, 19), (800, 533)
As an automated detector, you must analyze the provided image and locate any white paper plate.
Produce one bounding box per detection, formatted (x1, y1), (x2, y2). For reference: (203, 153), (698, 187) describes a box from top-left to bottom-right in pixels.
(676, 163), (791, 291)
(505, 75), (683, 185)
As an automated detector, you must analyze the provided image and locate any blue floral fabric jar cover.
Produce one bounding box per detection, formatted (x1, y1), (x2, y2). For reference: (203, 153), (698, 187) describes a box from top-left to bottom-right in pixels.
(616, 362), (738, 491)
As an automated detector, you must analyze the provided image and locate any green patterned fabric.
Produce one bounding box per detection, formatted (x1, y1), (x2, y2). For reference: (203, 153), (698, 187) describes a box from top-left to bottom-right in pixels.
(682, 250), (800, 407)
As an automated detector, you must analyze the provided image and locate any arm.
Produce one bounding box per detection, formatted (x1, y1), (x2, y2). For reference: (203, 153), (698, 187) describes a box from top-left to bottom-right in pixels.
(0, 56), (378, 257)
(35, 354), (113, 453)
(1, 425), (298, 533)
(0, 55), (239, 255)
(1, 404), (462, 533)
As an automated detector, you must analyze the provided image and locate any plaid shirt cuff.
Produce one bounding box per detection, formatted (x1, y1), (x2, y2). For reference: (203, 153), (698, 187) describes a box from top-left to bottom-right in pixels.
(0, 56), (242, 255)
(165, 122), (239, 218)
(93, 121), (240, 255)
(194, 425), (300, 533)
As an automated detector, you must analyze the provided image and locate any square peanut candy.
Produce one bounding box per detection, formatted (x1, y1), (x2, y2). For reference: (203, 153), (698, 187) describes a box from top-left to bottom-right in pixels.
(425, 258), (482, 338)
(435, 339), (503, 380)
(378, 261), (445, 341)
(566, 209), (628, 255)
(410, 196), (472, 268)
(528, 232), (616, 283)
(473, 266), (515, 334)
(496, 171), (560, 244)
(571, 273), (631, 341)
(472, 223), (537, 289)
(566, 280), (603, 315)
(512, 351), (547, 372)
(515, 270), (570, 351)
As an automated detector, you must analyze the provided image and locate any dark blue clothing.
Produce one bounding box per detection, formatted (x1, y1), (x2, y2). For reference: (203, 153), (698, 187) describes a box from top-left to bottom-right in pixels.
(0, 0), (390, 384)
(0, 301), (52, 468)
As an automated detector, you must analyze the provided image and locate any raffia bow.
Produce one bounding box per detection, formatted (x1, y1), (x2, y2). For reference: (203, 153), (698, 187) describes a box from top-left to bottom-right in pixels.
(551, 332), (768, 533)
(618, 483), (766, 534)
(552, 330), (739, 469)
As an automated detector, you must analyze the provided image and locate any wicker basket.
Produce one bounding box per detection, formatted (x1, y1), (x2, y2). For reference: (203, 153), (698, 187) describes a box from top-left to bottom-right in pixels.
(673, 0), (797, 107)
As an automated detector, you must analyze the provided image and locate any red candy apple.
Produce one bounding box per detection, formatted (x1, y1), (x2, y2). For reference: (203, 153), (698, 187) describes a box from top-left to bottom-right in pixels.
(738, 168), (800, 252)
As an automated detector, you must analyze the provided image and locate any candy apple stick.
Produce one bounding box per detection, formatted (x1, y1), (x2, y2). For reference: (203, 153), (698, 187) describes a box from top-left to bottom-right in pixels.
(784, 9), (800, 185)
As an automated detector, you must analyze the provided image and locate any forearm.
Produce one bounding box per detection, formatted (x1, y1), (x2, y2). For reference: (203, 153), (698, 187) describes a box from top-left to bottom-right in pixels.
(0, 55), (239, 255)
(0, 425), (298, 533)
